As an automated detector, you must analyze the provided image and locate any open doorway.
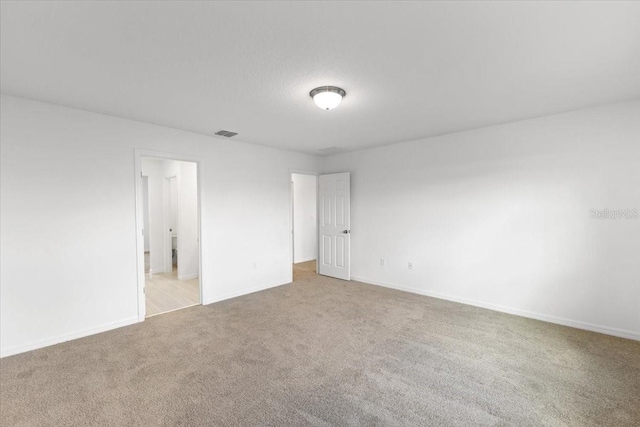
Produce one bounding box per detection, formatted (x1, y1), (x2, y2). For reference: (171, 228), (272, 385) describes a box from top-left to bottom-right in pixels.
(141, 157), (200, 317)
(291, 172), (318, 281)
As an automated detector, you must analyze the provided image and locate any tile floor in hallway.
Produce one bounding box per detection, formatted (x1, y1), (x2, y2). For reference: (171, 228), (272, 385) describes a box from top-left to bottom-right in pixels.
(145, 268), (199, 317)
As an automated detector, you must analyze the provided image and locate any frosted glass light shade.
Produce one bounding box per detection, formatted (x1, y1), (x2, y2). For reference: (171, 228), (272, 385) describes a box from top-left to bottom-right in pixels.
(310, 86), (346, 110)
(313, 91), (342, 110)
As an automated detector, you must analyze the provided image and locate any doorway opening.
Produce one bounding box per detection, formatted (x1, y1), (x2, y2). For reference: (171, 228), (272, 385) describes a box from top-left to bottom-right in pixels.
(140, 157), (200, 317)
(291, 172), (318, 281)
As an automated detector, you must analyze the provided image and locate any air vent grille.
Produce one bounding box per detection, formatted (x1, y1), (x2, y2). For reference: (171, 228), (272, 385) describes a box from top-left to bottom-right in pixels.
(215, 130), (238, 137)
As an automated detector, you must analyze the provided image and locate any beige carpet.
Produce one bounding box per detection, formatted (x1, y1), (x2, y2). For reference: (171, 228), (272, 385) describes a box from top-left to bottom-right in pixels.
(1, 267), (639, 426)
(293, 259), (317, 281)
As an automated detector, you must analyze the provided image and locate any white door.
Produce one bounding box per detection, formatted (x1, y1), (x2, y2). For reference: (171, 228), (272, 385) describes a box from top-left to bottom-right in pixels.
(318, 173), (350, 280)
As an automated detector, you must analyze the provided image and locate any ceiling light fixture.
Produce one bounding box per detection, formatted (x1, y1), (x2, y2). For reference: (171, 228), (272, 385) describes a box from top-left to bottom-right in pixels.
(310, 86), (346, 110)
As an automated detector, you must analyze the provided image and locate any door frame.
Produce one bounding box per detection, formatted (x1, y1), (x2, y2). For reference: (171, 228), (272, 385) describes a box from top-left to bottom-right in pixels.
(289, 169), (319, 279)
(134, 149), (203, 322)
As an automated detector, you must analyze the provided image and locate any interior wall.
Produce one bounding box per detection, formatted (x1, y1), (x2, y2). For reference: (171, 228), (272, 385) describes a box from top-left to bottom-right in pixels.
(292, 173), (317, 263)
(141, 158), (165, 273)
(176, 161), (199, 280)
(162, 159), (179, 272)
(142, 176), (150, 252)
(321, 100), (640, 340)
(0, 94), (318, 357)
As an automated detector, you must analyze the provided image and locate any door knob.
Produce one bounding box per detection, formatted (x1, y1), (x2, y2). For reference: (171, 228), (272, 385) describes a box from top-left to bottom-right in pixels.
(342, 230), (350, 234)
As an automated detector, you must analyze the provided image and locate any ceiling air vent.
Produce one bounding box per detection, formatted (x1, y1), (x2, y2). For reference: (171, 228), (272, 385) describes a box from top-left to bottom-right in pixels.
(317, 147), (345, 155)
(214, 129), (238, 138)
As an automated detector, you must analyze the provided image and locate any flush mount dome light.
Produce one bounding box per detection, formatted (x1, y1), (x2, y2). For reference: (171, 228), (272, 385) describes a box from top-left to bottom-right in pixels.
(310, 86), (346, 110)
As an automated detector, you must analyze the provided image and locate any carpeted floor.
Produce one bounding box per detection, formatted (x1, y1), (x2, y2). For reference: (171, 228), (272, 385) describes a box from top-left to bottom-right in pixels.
(293, 259), (317, 281)
(1, 266), (639, 426)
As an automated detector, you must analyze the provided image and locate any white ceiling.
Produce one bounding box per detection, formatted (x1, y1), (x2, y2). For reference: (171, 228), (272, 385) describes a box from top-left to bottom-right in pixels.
(2, 1), (639, 155)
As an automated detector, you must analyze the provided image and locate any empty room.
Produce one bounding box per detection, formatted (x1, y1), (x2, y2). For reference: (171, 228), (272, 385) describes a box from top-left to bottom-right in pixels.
(1, 1), (639, 426)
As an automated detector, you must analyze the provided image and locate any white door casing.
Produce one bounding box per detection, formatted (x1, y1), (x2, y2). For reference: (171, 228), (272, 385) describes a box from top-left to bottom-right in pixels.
(318, 173), (350, 280)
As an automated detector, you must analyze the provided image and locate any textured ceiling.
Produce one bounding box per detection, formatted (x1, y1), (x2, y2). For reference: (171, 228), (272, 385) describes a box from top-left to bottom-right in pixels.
(1, 1), (639, 155)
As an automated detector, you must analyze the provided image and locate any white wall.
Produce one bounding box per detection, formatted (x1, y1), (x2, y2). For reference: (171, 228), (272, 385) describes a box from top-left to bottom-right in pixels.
(321, 100), (640, 340)
(0, 95), (318, 357)
(142, 158), (165, 273)
(292, 173), (317, 263)
(142, 176), (150, 252)
(177, 161), (199, 280)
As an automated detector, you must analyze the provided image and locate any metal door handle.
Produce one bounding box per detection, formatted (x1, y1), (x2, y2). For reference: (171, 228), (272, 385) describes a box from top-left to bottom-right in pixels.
(343, 230), (350, 234)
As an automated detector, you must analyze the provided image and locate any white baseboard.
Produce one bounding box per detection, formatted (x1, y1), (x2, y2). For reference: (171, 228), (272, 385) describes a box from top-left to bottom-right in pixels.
(351, 276), (640, 342)
(178, 273), (198, 281)
(1, 317), (139, 358)
(202, 280), (289, 305)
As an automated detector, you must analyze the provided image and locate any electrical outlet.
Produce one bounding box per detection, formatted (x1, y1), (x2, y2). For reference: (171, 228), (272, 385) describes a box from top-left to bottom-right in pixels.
(408, 262), (413, 270)
(380, 258), (386, 267)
